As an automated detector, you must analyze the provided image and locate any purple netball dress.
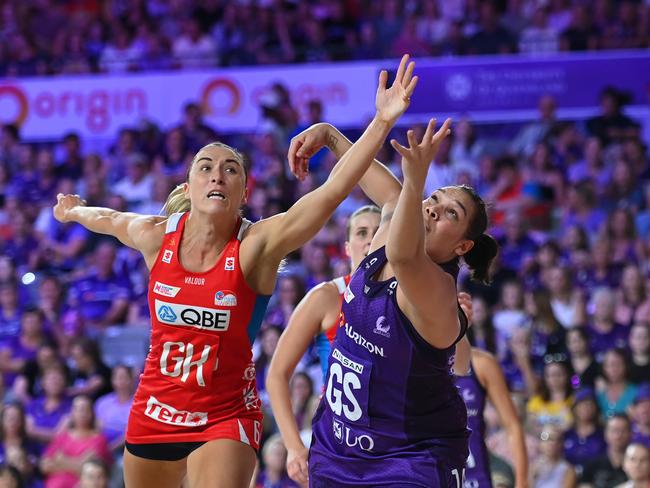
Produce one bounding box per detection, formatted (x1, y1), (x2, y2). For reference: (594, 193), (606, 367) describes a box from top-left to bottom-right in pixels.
(309, 247), (469, 487)
(455, 368), (492, 488)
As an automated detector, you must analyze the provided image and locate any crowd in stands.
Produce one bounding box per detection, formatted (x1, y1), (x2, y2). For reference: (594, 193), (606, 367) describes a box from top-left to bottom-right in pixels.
(1, 0), (650, 77)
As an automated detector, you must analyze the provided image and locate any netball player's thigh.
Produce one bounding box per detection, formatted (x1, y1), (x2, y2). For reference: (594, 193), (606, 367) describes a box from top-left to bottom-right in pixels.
(123, 449), (188, 488)
(185, 439), (257, 488)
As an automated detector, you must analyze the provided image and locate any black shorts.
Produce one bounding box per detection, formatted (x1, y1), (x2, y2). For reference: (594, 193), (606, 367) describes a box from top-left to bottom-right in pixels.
(125, 441), (206, 461)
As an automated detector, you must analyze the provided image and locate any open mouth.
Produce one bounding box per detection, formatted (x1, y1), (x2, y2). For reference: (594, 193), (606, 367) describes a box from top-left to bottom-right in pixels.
(207, 190), (225, 200)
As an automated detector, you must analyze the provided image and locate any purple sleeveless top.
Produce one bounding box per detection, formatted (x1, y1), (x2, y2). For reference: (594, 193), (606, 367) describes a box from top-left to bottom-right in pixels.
(455, 367), (493, 488)
(309, 246), (469, 486)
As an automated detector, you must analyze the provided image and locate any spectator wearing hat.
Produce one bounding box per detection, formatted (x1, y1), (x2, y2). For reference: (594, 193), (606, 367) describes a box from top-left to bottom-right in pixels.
(630, 383), (650, 449)
(564, 388), (607, 476)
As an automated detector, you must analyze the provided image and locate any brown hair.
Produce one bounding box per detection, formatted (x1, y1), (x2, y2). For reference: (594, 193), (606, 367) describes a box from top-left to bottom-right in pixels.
(163, 142), (248, 216)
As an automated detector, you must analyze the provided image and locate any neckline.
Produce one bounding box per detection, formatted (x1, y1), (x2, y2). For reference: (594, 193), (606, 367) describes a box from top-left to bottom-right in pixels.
(176, 213), (240, 275)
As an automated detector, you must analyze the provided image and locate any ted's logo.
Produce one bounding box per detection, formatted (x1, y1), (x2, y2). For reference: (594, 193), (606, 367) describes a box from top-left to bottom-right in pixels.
(145, 395), (208, 427)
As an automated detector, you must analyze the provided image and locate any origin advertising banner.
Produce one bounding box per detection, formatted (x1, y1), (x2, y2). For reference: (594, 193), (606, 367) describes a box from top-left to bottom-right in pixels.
(0, 51), (648, 140)
(0, 63), (377, 140)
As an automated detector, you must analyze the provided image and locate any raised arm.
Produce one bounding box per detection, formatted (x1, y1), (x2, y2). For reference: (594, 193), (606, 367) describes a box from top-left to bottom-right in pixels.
(260, 55), (418, 262)
(474, 349), (529, 488)
(288, 123), (402, 210)
(266, 283), (339, 487)
(386, 119), (460, 348)
(53, 193), (165, 267)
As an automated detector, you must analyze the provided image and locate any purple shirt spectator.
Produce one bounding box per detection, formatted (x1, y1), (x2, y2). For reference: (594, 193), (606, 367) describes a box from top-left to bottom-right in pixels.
(587, 323), (629, 362)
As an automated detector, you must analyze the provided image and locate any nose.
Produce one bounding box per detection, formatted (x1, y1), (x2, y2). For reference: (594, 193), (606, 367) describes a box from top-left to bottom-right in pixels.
(426, 206), (438, 220)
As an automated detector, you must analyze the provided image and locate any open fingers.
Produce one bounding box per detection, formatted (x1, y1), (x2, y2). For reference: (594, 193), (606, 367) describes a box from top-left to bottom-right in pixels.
(404, 75), (419, 99)
(432, 117), (453, 143)
(422, 118), (437, 144)
(406, 129), (417, 149)
(394, 54), (409, 86)
(402, 60), (415, 89)
(377, 70), (388, 92)
(390, 139), (409, 159)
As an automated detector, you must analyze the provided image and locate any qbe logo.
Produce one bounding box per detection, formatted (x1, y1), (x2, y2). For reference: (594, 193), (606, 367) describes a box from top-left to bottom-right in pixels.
(155, 299), (230, 331)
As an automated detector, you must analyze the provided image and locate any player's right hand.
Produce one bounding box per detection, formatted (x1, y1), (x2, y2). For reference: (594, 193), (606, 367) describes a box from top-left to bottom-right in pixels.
(287, 122), (332, 181)
(286, 445), (309, 487)
(53, 193), (86, 223)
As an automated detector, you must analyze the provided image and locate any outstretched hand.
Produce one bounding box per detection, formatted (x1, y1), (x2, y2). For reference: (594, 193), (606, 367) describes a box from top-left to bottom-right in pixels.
(53, 193), (86, 223)
(390, 118), (452, 183)
(375, 54), (419, 125)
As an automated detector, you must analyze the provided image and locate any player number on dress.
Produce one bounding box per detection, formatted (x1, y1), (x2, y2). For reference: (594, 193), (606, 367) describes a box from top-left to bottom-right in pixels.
(326, 363), (362, 422)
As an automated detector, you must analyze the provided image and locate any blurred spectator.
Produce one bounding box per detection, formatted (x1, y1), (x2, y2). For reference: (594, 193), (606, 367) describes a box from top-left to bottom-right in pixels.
(615, 265), (650, 327)
(12, 341), (62, 404)
(0, 464), (23, 488)
(510, 95), (556, 160)
(587, 87), (641, 146)
(580, 414), (631, 488)
(531, 425), (576, 488)
(172, 17), (217, 69)
(67, 243), (131, 331)
(616, 442), (650, 488)
(40, 395), (111, 488)
(628, 324), (650, 385)
(254, 433), (297, 488)
(560, 4), (600, 51)
(527, 360), (574, 431)
(25, 365), (72, 449)
(0, 284), (23, 348)
(67, 338), (112, 401)
(265, 276), (306, 329)
(255, 326), (282, 410)
(546, 266), (585, 329)
(566, 327), (599, 390)
(519, 7), (560, 54)
(493, 280), (528, 345)
(587, 287), (629, 361)
(596, 348), (639, 418)
(94, 365), (133, 453)
(469, 1), (516, 54)
(0, 403), (39, 483)
(564, 388), (607, 476)
(0, 308), (49, 388)
(289, 372), (319, 433)
(631, 384), (650, 449)
(526, 290), (568, 374)
(112, 154), (153, 211)
(466, 295), (498, 354)
(77, 458), (110, 488)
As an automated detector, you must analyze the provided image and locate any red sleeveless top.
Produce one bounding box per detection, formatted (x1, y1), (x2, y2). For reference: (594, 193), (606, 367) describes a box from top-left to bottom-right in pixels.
(126, 213), (270, 443)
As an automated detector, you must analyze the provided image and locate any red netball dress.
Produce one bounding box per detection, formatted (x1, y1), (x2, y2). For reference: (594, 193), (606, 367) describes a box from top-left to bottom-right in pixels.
(126, 212), (270, 449)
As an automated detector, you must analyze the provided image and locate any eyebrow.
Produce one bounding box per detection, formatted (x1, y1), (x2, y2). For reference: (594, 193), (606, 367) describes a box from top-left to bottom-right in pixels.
(429, 191), (468, 217)
(196, 157), (242, 167)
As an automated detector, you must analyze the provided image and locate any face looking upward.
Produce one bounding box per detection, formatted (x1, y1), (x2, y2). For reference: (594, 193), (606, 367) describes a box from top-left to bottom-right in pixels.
(422, 187), (475, 264)
(184, 145), (247, 216)
(345, 211), (381, 270)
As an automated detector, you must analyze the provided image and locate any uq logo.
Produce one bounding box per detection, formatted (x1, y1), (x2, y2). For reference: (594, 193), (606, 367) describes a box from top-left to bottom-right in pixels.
(160, 341), (212, 387)
(332, 419), (374, 452)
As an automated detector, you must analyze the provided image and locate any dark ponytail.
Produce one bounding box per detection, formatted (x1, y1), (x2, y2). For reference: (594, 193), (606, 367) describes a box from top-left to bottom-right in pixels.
(463, 233), (498, 284)
(457, 185), (499, 285)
